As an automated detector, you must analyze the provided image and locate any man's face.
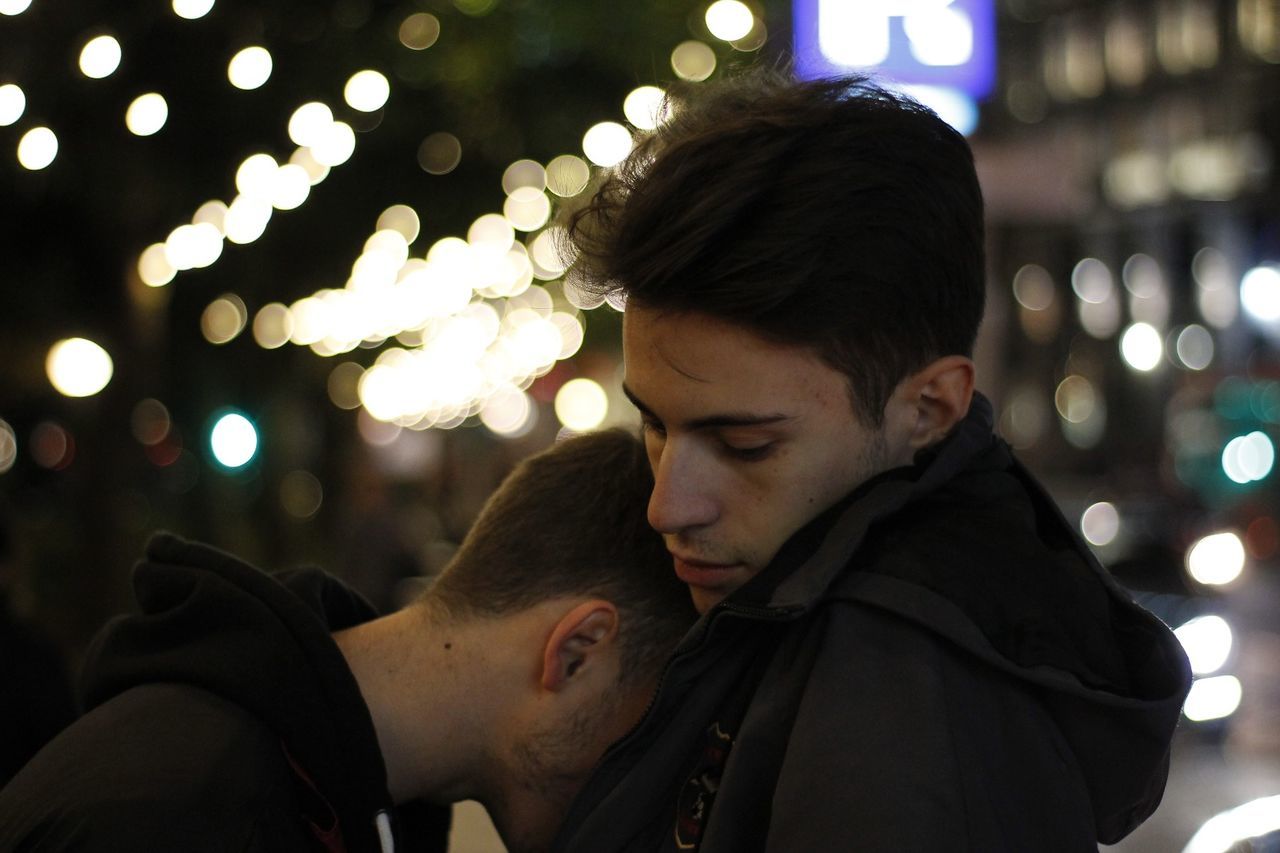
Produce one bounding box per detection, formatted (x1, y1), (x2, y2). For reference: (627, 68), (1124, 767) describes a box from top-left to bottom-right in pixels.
(623, 306), (912, 613)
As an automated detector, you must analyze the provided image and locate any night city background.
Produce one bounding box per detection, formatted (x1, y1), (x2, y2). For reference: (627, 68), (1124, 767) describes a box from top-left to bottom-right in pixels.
(2, 1), (1279, 849)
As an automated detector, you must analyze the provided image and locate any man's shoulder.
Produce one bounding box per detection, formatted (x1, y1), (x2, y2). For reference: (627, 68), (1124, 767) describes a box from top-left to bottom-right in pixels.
(0, 683), (309, 852)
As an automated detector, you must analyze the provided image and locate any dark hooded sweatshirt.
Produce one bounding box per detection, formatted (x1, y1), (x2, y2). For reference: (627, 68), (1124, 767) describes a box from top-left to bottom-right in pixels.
(0, 534), (449, 853)
(552, 395), (1193, 852)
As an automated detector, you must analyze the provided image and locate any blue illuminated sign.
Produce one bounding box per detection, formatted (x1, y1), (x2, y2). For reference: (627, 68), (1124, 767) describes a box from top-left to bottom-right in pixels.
(793, 0), (997, 99)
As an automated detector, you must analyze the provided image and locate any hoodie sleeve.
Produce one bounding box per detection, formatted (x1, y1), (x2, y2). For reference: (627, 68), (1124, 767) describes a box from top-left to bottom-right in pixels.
(763, 603), (1101, 852)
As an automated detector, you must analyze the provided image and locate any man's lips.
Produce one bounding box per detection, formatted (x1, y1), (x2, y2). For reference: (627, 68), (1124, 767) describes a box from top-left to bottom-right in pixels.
(671, 555), (744, 587)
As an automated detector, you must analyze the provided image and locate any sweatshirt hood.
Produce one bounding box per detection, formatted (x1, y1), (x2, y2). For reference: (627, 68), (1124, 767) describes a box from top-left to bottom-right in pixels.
(729, 393), (1193, 842)
(80, 532), (395, 853)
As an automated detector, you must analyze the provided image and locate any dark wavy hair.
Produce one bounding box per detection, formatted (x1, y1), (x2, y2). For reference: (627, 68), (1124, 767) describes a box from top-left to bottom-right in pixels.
(566, 70), (986, 424)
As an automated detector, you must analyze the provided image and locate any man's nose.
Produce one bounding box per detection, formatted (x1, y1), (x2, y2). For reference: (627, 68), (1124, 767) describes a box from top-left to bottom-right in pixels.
(647, 441), (719, 535)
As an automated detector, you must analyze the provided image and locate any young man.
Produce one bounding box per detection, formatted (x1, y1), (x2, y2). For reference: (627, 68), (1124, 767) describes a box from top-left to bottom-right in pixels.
(551, 73), (1194, 851)
(0, 429), (696, 853)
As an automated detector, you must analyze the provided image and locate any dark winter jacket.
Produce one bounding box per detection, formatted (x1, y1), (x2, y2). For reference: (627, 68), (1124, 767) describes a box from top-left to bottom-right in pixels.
(552, 395), (1193, 852)
(0, 534), (449, 853)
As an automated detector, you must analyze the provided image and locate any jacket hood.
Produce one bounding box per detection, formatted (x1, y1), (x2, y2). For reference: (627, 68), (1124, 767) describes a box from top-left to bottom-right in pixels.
(728, 393), (1193, 842)
(80, 532), (395, 852)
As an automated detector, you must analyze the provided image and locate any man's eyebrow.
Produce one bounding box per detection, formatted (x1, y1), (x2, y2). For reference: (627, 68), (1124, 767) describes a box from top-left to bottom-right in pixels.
(622, 384), (794, 430)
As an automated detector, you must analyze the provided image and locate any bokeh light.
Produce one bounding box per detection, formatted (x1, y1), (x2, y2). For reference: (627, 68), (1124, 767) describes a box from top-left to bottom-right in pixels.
(1182, 674), (1242, 722)
(79, 35), (122, 79)
(555, 378), (608, 430)
(0, 418), (16, 474)
(172, 0), (214, 19)
(1193, 247), (1238, 329)
(502, 159), (545, 194)
(582, 121), (632, 167)
(1120, 322), (1163, 371)
(138, 243), (176, 287)
(504, 187), (551, 232)
(46, 337), (113, 398)
(227, 46), (272, 90)
(418, 132), (461, 174)
(1175, 325), (1214, 370)
(623, 85), (669, 130)
(344, 69), (390, 112)
(1174, 614), (1233, 676)
(253, 303), (293, 349)
(705, 0), (755, 41)
(480, 385), (535, 437)
(1080, 501), (1120, 546)
(1221, 431), (1274, 484)
(545, 154), (590, 197)
(17, 126), (57, 170)
(1240, 264), (1280, 323)
(0, 0), (32, 14)
(1183, 795), (1280, 853)
(201, 294), (248, 344)
(287, 102), (333, 147)
(311, 121), (356, 167)
(209, 411), (258, 468)
(399, 12), (441, 50)
(0, 83), (26, 126)
(376, 204), (420, 243)
(327, 362), (364, 410)
(130, 398), (171, 446)
(125, 93), (168, 136)
(30, 421), (73, 470)
(1186, 531), (1245, 586)
(280, 470), (323, 519)
(671, 40), (717, 81)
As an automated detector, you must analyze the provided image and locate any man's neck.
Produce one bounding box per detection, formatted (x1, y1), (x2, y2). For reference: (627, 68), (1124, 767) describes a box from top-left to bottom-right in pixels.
(333, 603), (500, 806)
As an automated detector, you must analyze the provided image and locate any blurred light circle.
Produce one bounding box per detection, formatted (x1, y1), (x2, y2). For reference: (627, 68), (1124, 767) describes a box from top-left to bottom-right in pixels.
(1012, 264), (1055, 311)
(30, 421), (73, 470)
(1119, 322), (1163, 371)
(79, 35), (122, 79)
(270, 163), (311, 210)
(138, 243), (176, 287)
(46, 337), (113, 397)
(399, 12), (440, 50)
(227, 46), (272, 90)
(1122, 253), (1163, 298)
(172, 0), (214, 19)
(623, 85), (669, 130)
(480, 386), (535, 437)
(0, 0), (33, 14)
(17, 126), (57, 170)
(287, 101), (333, 147)
(1175, 324), (1214, 370)
(1071, 258), (1114, 304)
(289, 147), (330, 185)
(417, 132), (461, 175)
(224, 195), (272, 244)
(671, 40), (717, 81)
(130, 398), (171, 446)
(502, 159), (546, 194)
(201, 294), (248, 344)
(280, 470), (323, 519)
(555, 378), (608, 431)
(0, 418), (16, 474)
(1186, 531), (1245, 585)
(1183, 795), (1280, 853)
(503, 187), (551, 232)
(193, 199), (229, 234)
(344, 69), (389, 112)
(1080, 501), (1120, 546)
(582, 121), (632, 167)
(1182, 674), (1242, 722)
(327, 362), (364, 410)
(705, 0), (754, 41)
(549, 312), (584, 359)
(209, 412), (258, 468)
(1078, 294), (1122, 339)
(468, 213), (514, 253)
(529, 228), (570, 278)
(164, 221), (222, 269)
(545, 154), (590, 197)
(1054, 375), (1096, 424)
(1222, 431), (1274, 484)
(377, 204), (420, 243)
(1174, 614), (1233, 676)
(253, 303), (293, 349)
(0, 83), (26, 126)
(311, 121), (356, 166)
(235, 152), (279, 200)
(1240, 264), (1280, 322)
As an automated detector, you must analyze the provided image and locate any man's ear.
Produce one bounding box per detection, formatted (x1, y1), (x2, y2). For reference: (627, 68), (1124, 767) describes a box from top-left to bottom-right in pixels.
(540, 600), (619, 692)
(900, 355), (976, 450)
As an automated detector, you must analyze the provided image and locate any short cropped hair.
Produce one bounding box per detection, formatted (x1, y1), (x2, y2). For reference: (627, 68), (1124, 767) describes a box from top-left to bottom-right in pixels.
(426, 429), (694, 684)
(567, 70), (986, 424)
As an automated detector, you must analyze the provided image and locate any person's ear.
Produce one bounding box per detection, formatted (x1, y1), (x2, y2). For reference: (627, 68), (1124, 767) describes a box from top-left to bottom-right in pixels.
(540, 600), (619, 692)
(900, 355), (975, 450)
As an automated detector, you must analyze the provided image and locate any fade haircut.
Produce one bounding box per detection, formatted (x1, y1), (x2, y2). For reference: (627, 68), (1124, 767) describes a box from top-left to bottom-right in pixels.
(426, 428), (695, 684)
(567, 70), (986, 425)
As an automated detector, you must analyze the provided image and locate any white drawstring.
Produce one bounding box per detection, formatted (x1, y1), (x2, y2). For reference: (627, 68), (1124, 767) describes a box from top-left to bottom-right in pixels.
(374, 810), (396, 853)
